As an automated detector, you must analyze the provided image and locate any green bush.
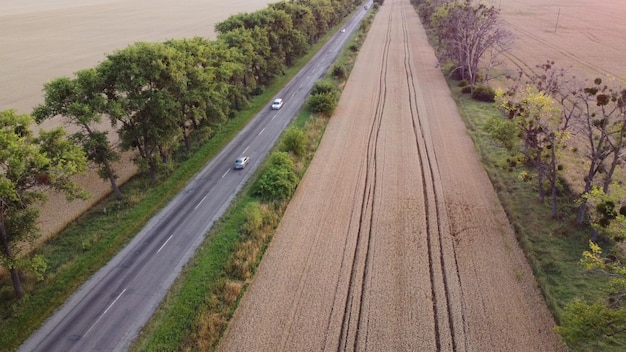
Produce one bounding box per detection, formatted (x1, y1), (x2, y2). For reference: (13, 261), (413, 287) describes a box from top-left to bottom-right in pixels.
(471, 85), (496, 102)
(308, 92), (338, 116)
(332, 65), (346, 80)
(280, 127), (307, 157)
(461, 86), (472, 94)
(252, 152), (298, 201)
(311, 81), (338, 96)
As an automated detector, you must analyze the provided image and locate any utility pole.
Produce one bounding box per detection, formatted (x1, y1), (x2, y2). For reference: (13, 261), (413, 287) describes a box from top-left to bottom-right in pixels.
(554, 8), (560, 33)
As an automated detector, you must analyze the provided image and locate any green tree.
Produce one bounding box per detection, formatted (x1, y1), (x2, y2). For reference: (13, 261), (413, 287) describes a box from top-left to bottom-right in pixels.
(33, 68), (123, 200)
(270, 2), (317, 45)
(495, 86), (568, 217)
(165, 38), (232, 150)
(98, 42), (184, 184)
(0, 110), (87, 299)
(218, 27), (279, 88)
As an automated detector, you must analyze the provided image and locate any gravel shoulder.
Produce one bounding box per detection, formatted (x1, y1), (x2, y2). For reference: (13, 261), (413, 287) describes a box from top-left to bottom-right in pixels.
(217, 0), (564, 351)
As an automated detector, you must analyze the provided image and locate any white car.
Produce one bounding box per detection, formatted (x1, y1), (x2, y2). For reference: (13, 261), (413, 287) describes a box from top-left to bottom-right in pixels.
(271, 98), (284, 110)
(233, 156), (250, 169)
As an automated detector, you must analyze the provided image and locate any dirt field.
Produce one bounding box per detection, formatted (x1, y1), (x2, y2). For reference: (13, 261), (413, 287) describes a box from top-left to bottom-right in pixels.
(498, 0), (626, 81)
(217, 0), (565, 350)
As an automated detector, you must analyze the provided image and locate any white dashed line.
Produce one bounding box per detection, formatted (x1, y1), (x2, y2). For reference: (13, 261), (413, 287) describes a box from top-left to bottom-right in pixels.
(195, 194), (208, 209)
(156, 234), (174, 254)
(83, 288), (127, 338)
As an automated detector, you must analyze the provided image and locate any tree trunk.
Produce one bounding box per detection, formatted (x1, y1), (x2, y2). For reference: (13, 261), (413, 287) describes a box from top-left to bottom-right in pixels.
(108, 170), (122, 201)
(537, 151), (545, 203)
(550, 146), (558, 218)
(0, 222), (25, 299)
(10, 268), (25, 299)
(149, 159), (158, 184)
(577, 162), (597, 224)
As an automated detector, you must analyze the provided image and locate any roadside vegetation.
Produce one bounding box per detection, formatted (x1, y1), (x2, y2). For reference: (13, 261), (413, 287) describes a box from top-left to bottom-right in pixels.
(413, 0), (626, 350)
(0, 0), (369, 350)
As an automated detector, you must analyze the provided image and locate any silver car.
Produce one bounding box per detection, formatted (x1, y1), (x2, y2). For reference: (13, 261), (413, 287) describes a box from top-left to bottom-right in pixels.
(234, 156), (250, 169)
(271, 98), (284, 110)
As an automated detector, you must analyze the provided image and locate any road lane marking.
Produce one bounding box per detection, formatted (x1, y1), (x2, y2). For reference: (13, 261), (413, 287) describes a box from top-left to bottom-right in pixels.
(222, 169), (229, 178)
(258, 128), (265, 136)
(242, 146), (250, 155)
(83, 288), (127, 338)
(156, 234), (174, 254)
(195, 194), (208, 209)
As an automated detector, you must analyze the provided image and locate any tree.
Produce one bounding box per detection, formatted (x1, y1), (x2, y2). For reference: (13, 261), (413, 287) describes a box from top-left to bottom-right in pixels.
(165, 38), (232, 150)
(270, 2), (317, 45)
(98, 42), (184, 184)
(0, 110), (87, 298)
(574, 79), (626, 225)
(33, 68), (123, 200)
(431, 0), (512, 89)
(495, 86), (568, 217)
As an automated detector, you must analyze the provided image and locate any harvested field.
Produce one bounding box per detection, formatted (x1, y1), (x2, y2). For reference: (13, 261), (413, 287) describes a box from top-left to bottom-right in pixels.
(217, 0), (565, 350)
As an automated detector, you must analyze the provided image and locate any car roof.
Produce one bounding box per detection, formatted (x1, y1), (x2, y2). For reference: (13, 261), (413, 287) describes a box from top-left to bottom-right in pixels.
(273, 98), (282, 102)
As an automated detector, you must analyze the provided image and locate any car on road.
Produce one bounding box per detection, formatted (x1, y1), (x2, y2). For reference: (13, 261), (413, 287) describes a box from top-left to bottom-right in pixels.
(234, 156), (250, 169)
(341, 28), (346, 33)
(271, 98), (284, 110)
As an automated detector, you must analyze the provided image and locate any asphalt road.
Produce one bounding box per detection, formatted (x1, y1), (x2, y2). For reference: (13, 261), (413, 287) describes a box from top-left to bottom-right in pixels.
(18, 5), (371, 352)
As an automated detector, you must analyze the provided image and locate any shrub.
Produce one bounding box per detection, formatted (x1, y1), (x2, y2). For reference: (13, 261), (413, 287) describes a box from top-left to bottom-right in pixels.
(252, 152), (298, 201)
(471, 85), (496, 102)
(240, 202), (264, 236)
(311, 81), (337, 96)
(332, 65), (346, 80)
(461, 86), (472, 94)
(280, 127), (307, 157)
(308, 92), (338, 116)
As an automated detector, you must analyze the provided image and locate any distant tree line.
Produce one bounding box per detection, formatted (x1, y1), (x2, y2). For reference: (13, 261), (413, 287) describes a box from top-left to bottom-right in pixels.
(1, 0), (360, 299)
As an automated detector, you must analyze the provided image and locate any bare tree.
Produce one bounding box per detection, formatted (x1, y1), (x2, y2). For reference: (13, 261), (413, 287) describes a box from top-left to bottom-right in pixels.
(574, 79), (626, 226)
(431, 0), (513, 89)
